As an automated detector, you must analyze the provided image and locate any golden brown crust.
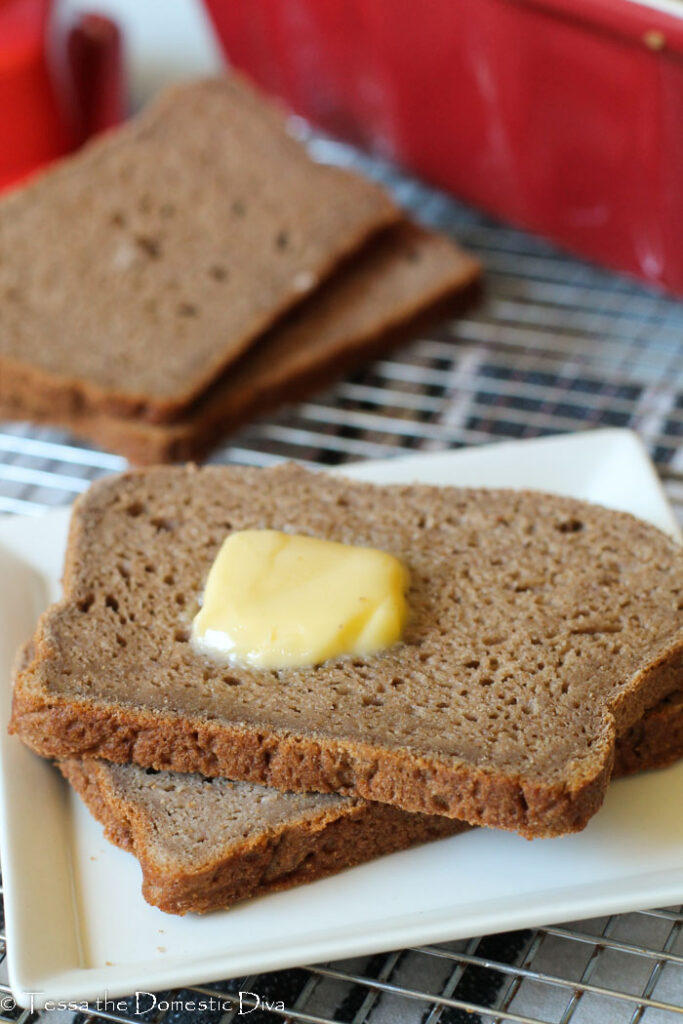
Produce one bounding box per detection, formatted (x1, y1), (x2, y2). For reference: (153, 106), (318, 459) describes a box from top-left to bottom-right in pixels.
(3, 682), (654, 838)
(613, 691), (683, 777)
(59, 758), (468, 915)
(59, 757), (136, 853)
(53, 689), (683, 917)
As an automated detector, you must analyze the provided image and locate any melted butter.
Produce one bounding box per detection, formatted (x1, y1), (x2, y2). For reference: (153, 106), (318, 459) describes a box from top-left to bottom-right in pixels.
(192, 529), (408, 669)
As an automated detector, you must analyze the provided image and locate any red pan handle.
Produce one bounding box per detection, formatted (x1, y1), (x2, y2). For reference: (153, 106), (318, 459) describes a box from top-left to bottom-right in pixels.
(0, 0), (123, 192)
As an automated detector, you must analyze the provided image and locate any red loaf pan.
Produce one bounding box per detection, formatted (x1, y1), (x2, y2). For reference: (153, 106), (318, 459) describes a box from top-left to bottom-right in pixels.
(0, 0), (122, 192)
(204, 0), (683, 296)
(0, 0), (76, 190)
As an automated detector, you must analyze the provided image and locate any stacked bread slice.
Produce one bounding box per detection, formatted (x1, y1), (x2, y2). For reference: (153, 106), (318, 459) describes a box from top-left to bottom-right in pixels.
(10, 464), (683, 913)
(57, 758), (471, 916)
(0, 75), (480, 463)
(5, 73), (681, 919)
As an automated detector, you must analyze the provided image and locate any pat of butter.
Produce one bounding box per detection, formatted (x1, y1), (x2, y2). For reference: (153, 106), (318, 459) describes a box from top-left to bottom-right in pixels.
(192, 530), (408, 669)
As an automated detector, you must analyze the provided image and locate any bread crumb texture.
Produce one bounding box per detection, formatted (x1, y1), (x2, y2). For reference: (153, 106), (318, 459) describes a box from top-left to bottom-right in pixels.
(59, 758), (467, 914)
(12, 464), (683, 838)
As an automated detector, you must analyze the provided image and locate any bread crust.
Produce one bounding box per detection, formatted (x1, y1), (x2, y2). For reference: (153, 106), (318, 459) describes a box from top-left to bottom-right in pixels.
(613, 691), (683, 777)
(59, 758), (468, 915)
(12, 641), (683, 839)
(10, 466), (683, 839)
(54, 685), (681, 916)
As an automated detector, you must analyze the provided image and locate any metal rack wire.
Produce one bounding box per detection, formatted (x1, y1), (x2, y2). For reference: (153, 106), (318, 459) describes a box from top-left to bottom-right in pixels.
(0, 143), (681, 1023)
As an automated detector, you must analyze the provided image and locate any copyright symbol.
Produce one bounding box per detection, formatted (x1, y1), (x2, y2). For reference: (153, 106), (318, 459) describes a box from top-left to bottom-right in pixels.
(0, 996), (15, 1011)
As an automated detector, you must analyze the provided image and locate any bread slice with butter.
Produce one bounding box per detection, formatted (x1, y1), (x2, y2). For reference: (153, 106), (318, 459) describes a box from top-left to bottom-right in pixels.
(10, 464), (683, 838)
(0, 75), (400, 425)
(0, 222), (480, 463)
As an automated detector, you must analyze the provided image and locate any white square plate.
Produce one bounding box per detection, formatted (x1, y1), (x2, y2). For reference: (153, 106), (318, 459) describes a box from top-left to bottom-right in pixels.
(1, 428), (681, 1008)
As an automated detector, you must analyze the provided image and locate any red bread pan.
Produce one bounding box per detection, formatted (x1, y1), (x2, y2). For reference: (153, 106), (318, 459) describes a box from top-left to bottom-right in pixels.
(0, 0), (122, 191)
(204, 0), (683, 295)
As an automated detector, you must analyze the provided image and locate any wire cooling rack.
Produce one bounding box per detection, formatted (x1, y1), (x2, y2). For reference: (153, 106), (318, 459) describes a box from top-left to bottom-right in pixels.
(0, 142), (682, 1024)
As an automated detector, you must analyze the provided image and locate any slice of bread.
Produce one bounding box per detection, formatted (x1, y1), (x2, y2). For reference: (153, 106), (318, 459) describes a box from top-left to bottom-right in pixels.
(56, 686), (681, 917)
(58, 758), (469, 915)
(10, 464), (683, 838)
(0, 76), (399, 425)
(0, 223), (480, 463)
(613, 689), (683, 776)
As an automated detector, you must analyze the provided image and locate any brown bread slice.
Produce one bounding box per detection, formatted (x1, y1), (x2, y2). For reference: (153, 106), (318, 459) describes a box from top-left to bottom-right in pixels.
(10, 464), (683, 838)
(0, 76), (399, 425)
(56, 686), (681, 918)
(613, 689), (683, 776)
(0, 223), (480, 464)
(58, 758), (469, 916)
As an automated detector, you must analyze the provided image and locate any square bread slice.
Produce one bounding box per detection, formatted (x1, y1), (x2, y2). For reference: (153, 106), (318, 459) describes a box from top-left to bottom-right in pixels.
(10, 464), (683, 838)
(58, 758), (469, 916)
(0, 223), (480, 464)
(57, 687), (682, 917)
(0, 76), (399, 425)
